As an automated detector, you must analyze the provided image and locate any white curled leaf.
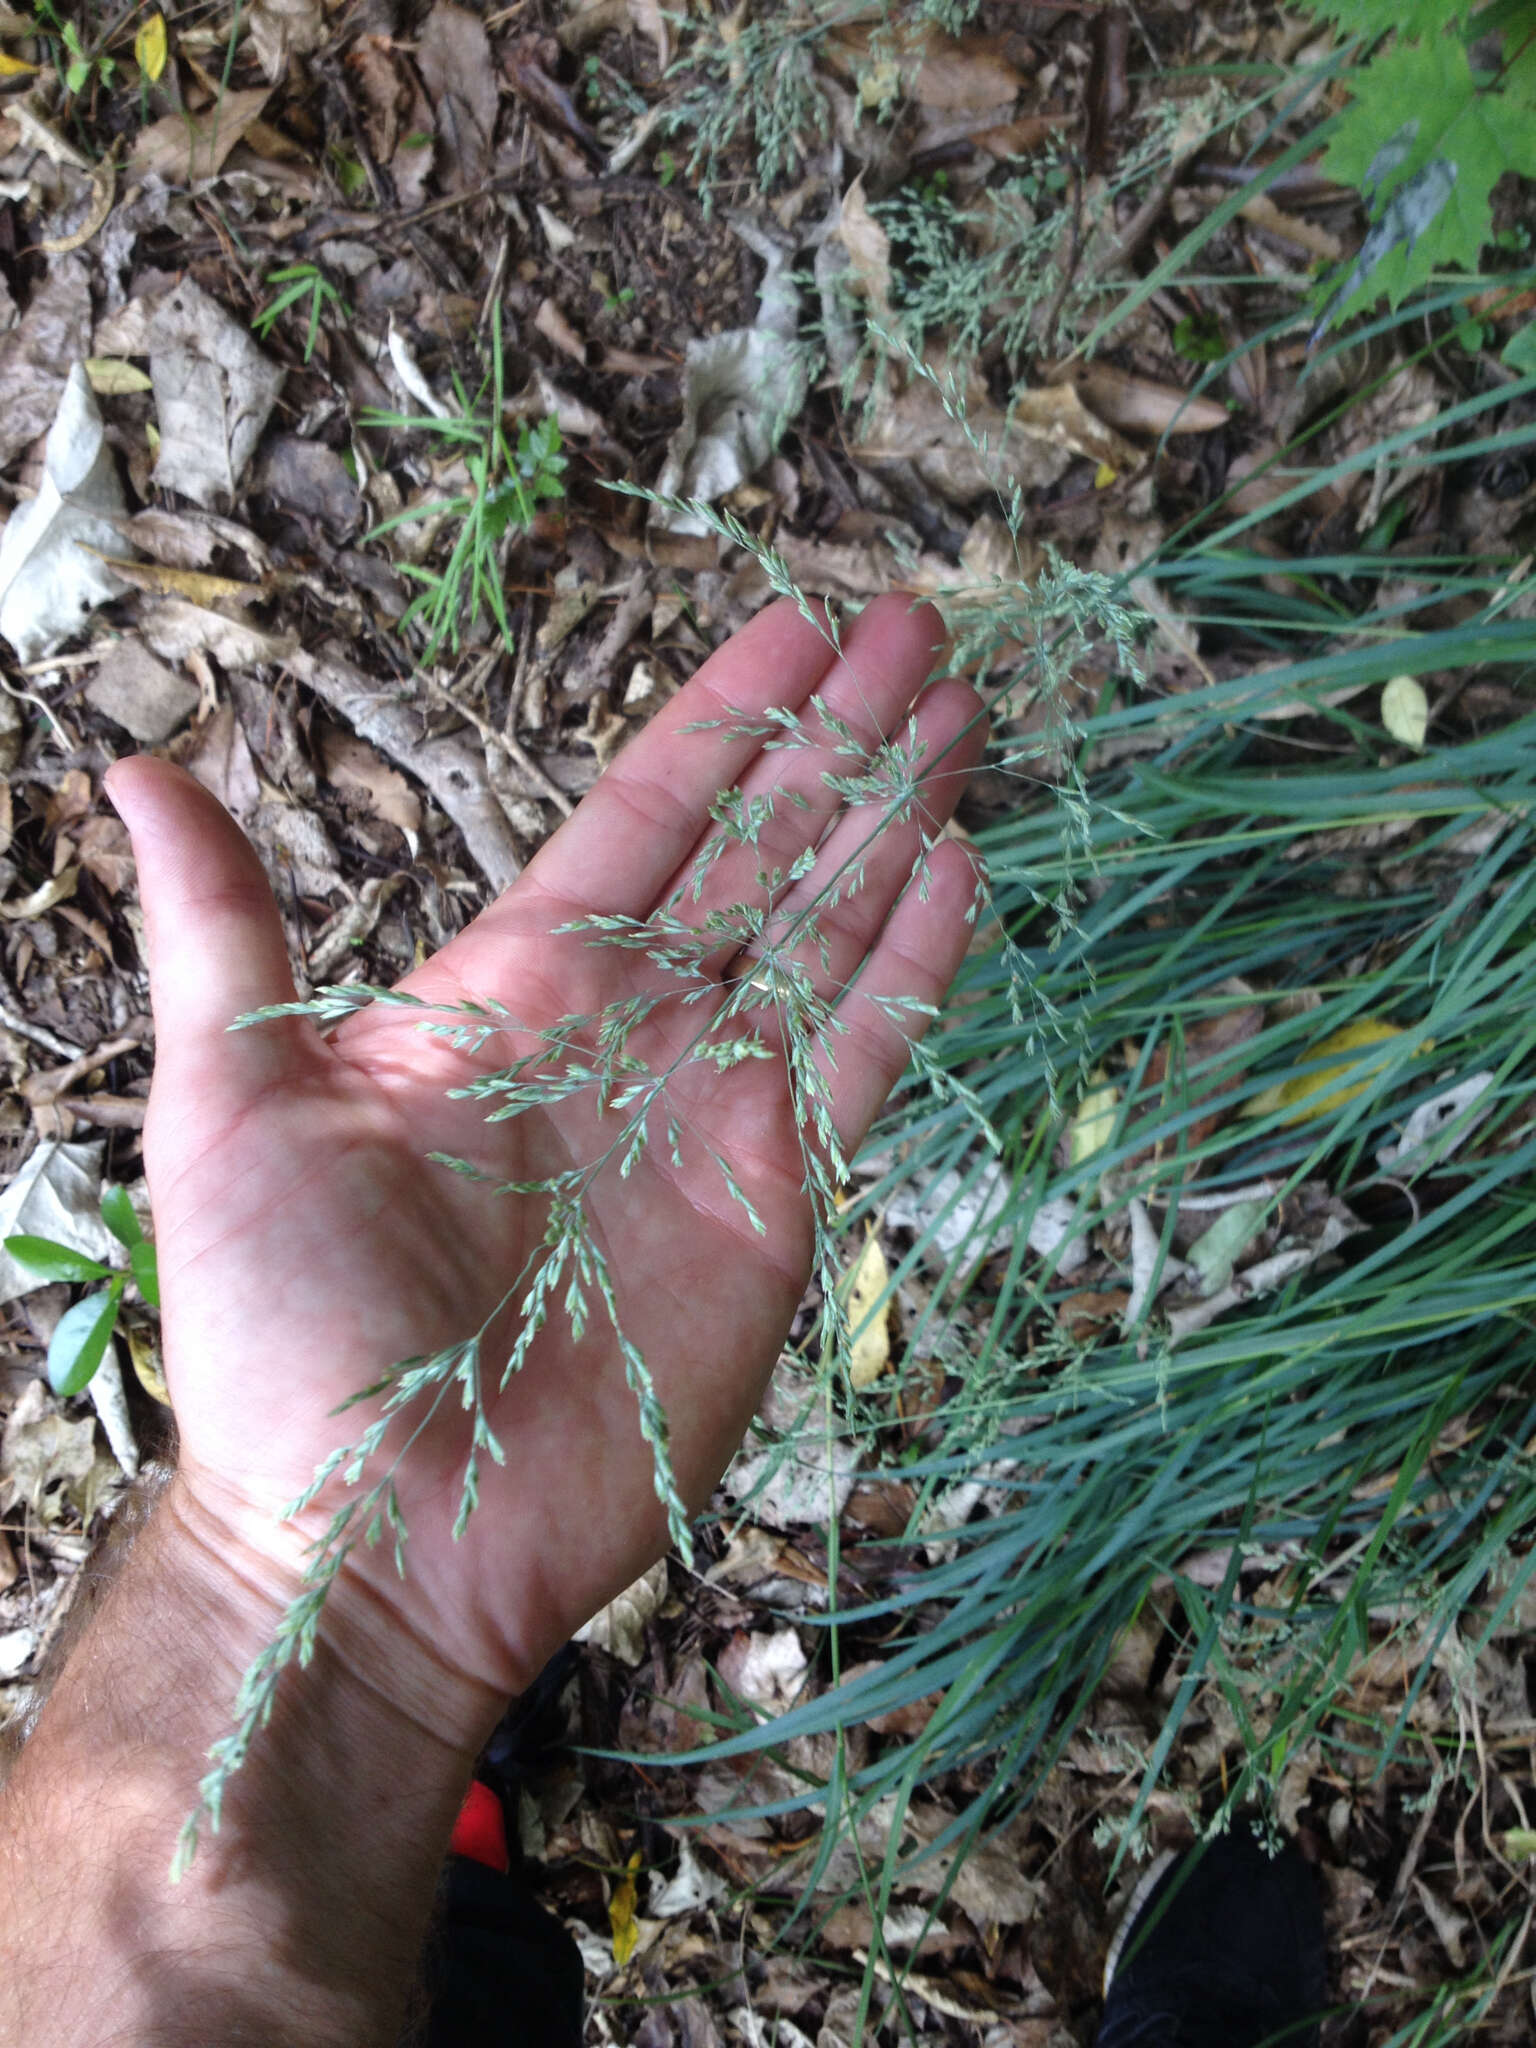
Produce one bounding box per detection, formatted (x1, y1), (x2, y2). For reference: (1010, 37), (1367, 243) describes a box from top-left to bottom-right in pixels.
(1377, 1072), (1495, 1172)
(0, 364), (131, 661)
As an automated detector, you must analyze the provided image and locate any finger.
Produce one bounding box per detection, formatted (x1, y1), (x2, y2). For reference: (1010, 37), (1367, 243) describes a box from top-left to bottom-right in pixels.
(510, 595), (851, 920)
(729, 678), (985, 1003)
(105, 757), (317, 1090)
(650, 595), (949, 968)
(818, 836), (985, 1157)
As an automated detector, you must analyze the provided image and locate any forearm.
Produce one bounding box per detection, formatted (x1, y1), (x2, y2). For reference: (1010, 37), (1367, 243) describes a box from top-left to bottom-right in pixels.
(0, 1477), (498, 2048)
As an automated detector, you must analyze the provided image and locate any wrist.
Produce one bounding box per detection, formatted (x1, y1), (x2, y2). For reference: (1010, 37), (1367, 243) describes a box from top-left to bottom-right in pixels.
(1, 1476), (498, 2047)
(169, 1462), (504, 1760)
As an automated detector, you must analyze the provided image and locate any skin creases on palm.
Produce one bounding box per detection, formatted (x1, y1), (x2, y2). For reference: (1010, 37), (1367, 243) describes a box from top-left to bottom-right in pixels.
(108, 593), (986, 1702)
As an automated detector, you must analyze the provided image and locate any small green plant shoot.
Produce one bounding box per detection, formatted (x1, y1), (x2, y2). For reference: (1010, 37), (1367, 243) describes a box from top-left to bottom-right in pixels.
(1300, 1), (1536, 332)
(6, 1185), (159, 1398)
(252, 264), (350, 364)
(361, 308), (566, 661)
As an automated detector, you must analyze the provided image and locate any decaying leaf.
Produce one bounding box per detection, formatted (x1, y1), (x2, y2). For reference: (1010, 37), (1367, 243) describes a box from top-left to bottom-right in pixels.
(88, 640), (199, 744)
(0, 363), (132, 662)
(0, 1378), (100, 1524)
(650, 221), (805, 536)
(130, 87), (272, 182)
(834, 175), (891, 316)
(855, 368), (1140, 507)
(139, 597), (297, 670)
(417, 1), (499, 192)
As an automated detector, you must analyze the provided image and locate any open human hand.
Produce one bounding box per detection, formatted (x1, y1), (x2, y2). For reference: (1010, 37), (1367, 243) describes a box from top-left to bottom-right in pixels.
(106, 593), (984, 1748)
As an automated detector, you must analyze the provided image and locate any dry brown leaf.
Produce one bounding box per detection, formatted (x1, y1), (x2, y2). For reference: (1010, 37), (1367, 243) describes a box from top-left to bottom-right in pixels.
(320, 726), (423, 839)
(627, 0), (669, 68)
(1239, 192), (1343, 264)
(417, 2), (499, 191)
(825, 22), (1023, 115)
(250, 0), (325, 81)
(72, 814), (136, 897)
(0, 1378), (99, 1523)
(172, 701), (262, 819)
(834, 175), (891, 316)
(0, 257), (91, 470)
(855, 368), (1140, 504)
(1065, 363), (1230, 438)
(138, 597), (296, 670)
(130, 87), (272, 181)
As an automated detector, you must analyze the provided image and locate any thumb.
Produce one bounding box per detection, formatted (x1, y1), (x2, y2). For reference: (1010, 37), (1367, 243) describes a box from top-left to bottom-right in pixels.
(106, 756), (308, 1085)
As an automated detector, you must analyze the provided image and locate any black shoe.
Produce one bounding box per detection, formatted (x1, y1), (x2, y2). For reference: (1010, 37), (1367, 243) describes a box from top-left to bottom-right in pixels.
(1096, 1826), (1327, 2048)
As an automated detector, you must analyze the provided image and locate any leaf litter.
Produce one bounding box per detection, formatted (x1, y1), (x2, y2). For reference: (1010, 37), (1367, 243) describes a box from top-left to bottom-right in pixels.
(0, 0), (1531, 2039)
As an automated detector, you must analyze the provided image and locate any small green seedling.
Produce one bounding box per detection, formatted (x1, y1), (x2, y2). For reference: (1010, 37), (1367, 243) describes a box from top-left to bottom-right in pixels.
(252, 264), (350, 364)
(361, 305), (566, 661)
(6, 1185), (159, 1399)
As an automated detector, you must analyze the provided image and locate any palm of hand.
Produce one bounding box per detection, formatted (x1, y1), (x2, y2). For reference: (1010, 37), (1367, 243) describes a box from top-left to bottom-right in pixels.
(110, 597), (982, 1698)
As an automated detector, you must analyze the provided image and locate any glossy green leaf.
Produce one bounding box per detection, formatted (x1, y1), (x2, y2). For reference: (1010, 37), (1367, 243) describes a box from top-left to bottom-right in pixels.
(46, 1285), (122, 1398)
(5, 1234), (112, 1285)
(130, 1239), (160, 1308)
(99, 1184), (143, 1249)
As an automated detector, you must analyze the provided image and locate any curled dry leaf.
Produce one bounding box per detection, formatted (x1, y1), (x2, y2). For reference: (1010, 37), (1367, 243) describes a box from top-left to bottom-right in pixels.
(650, 224), (806, 536)
(1065, 362), (1231, 438)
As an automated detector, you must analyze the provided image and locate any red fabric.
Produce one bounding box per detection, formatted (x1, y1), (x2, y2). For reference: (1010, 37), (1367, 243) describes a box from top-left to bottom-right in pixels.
(450, 1779), (510, 1874)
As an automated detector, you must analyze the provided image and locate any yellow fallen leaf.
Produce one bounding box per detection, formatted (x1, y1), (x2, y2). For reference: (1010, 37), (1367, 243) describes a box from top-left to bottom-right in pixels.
(79, 550), (262, 608)
(844, 1228), (891, 1389)
(135, 10), (167, 81)
(0, 50), (39, 75)
(1069, 1076), (1119, 1166)
(85, 358), (153, 396)
(1094, 461), (1118, 488)
(609, 1849), (642, 1967)
(126, 1323), (171, 1405)
(1246, 1019), (1418, 1124)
